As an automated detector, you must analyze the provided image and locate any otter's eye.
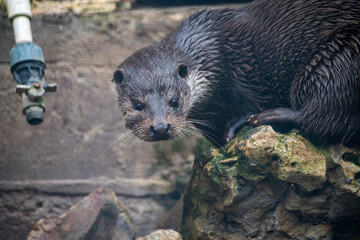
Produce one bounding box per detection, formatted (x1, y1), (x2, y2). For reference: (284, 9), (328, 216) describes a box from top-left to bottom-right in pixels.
(178, 64), (188, 78)
(133, 102), (143, 111)
(113, 69), (124, 84)
(169, 98), (179, 108)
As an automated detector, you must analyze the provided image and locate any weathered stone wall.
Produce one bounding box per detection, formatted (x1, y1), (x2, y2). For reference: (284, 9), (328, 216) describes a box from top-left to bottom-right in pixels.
(0, 4), (206, 239)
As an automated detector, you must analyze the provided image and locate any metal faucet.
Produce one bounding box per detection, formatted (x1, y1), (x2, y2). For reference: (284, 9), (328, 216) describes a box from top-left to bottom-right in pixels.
(1, 0), (57, 125)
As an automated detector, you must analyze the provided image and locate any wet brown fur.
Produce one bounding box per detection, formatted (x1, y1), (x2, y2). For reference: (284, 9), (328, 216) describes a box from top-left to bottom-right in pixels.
(114, 0), (360, 147)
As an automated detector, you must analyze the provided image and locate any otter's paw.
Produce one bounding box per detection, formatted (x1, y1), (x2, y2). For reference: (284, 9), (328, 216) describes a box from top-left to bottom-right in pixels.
(224, 116), (249, 142)
(249, 108), (299, 127)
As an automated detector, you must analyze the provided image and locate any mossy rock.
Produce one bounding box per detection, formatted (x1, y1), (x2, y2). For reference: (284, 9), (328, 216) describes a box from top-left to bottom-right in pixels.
(181, 126), (360, 240)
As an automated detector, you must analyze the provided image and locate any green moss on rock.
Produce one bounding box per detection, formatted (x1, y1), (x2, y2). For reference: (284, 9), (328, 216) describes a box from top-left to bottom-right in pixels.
(181, 125), (360, 240)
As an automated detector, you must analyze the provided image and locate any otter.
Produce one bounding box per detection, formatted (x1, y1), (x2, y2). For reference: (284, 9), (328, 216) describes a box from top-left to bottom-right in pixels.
(113, 0), (360, 147)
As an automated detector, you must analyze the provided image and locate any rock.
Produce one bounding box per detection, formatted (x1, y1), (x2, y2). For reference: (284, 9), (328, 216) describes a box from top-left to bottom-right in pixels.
(26, 188), (135, 240)
(136, 229), (182, 240)
(156, 194), (184, 230)
(236, 126), (327, 191)
(181, 126), (360, 239)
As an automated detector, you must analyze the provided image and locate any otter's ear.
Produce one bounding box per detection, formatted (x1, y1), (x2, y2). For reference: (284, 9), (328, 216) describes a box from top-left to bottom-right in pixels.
(113, 69), (124, 84)
(177, 64), (188, 79)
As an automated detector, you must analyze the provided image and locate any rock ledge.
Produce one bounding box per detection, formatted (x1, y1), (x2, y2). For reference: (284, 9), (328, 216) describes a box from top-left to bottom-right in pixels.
(181, 126), (360, 239)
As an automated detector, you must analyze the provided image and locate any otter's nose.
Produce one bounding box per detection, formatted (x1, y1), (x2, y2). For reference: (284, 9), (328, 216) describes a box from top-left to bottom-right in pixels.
(150, 123), (171, 138)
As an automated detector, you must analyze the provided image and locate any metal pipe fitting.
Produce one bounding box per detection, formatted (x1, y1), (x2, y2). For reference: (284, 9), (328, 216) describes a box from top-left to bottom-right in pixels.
(3, 0), (57, 125)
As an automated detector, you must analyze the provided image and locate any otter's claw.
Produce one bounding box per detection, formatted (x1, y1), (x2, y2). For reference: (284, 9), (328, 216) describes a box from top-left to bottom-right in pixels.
(248, 114), (261, 126)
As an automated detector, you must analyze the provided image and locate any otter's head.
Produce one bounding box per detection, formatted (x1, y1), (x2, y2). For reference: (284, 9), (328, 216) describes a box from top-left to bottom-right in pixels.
(113, 43), (195, 142)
